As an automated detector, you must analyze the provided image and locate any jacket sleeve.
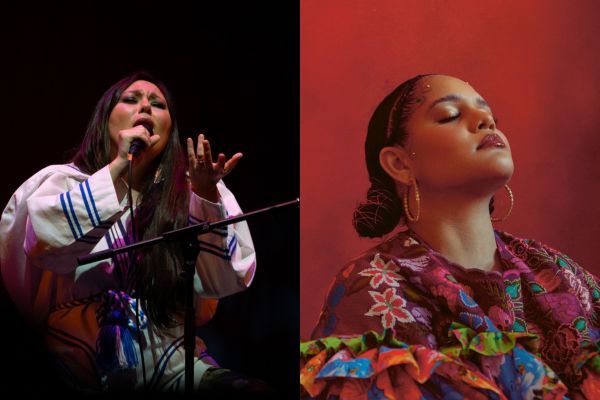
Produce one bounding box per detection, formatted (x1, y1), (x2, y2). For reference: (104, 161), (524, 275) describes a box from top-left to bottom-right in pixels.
(24, 165), (125, 274)
(188, 180), (256, 300)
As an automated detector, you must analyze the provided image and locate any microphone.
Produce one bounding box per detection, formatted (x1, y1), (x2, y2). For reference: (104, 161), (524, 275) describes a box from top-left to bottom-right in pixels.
(128, 122), (154, 157)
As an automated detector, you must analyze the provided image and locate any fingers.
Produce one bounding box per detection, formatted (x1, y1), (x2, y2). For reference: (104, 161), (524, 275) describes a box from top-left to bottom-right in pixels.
(117, 126), (154, 161)
(186, 137), (197, 168)
(196, 133), (205, 159)
(202, 137), (214, 167)
(216, 153), (226, 170)
(118, 126), (153, 154)
(129, 125), (153, 146)
(191, 133), (242, 175)
(223, 152), (243, 174)
(195, 133), (213, 169)
(149, 135), (161, 146)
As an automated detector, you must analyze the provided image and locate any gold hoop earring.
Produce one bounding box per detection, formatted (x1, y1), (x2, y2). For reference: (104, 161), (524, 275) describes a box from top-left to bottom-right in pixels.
(403, 180), (420, 222)
(491, 184), (514, 222)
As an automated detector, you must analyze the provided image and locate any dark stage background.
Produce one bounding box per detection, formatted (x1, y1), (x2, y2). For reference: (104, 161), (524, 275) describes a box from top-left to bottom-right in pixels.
(0, 8), (298, 398)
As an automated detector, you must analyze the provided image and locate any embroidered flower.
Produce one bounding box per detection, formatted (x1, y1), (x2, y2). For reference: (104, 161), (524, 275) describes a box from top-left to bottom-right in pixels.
(509, 239), (528, 260)
(359, 254), (405, 289)
(541, 324), (580, 369)
(365, 288), (415, 329)
(397, 255), (430, 273)
(533, 268), (562, 293)
(546, 293), (586, 322)
(409, 305), (432, 329)
(430, 283), (460, 312)
(488, 305), (514, 331)
(561, 269), (592, 313)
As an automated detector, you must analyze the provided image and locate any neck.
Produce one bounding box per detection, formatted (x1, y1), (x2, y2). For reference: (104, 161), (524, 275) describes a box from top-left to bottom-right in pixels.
(407, 187), (501, 272)
(122, 156), (155, 192)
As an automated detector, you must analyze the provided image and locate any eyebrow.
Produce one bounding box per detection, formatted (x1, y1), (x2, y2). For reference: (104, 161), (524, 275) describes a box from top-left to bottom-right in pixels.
(122, 90), (165, 101)
(428, 94), (490, 111)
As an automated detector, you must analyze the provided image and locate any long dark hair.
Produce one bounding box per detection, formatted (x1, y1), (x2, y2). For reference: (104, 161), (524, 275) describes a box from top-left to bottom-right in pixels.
(72, 71), (188, 328)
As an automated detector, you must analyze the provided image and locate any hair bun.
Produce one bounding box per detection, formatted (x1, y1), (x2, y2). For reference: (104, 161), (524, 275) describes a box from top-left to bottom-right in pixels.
(353, 184), (403, 238)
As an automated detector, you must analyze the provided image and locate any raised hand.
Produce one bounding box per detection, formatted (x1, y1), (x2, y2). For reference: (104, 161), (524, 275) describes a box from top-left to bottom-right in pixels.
(187, 133), (243, 203)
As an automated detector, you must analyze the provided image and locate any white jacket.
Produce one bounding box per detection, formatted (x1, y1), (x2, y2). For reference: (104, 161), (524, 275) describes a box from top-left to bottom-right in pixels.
(0, 162), (256, 326)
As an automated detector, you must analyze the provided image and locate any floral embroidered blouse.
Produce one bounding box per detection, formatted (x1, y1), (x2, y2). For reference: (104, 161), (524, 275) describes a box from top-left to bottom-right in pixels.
(301, 229), (600, 399)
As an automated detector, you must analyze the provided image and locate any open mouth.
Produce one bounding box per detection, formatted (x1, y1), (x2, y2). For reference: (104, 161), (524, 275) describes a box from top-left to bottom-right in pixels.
(133, 119), (154, 135)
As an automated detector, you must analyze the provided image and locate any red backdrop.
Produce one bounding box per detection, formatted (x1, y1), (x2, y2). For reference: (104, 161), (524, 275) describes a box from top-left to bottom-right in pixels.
(301, 0), (600, 340)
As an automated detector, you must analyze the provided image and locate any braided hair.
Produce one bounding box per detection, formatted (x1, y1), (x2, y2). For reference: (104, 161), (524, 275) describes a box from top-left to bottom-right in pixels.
(353, 74), (431, 238)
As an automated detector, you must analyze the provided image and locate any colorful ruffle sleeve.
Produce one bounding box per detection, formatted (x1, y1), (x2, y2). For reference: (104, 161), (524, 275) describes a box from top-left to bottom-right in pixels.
(301, 231), (600, 399)
(301, 328), (569, 399)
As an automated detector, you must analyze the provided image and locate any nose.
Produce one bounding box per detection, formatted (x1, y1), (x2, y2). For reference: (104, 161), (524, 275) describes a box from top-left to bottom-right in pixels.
(472, 109), (495, 132)
(139, 97), (152, 114)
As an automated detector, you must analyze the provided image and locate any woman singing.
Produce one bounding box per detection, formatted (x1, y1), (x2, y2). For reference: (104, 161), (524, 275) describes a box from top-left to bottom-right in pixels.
(0, 71), (262, 395)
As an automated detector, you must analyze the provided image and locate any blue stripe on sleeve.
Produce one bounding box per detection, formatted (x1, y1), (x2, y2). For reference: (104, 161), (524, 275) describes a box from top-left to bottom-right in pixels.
(150, 337), (184, 390)
(85, 180), (101, 224)
(227, 235), (237, 256)
(198, 245), (231, 260)
(79, 183), (97, 227)
(189, 214), (227, 229)
(113, 221), (131, 275)
(116, 219), (131, 245)
(188, 215), (227, 236)
(189, 214), (203, 223)
(60, 193), (79, 239)
(104, 229), (124, 286)
(197, 239), (228, 254)
(66, 192), (84, 238)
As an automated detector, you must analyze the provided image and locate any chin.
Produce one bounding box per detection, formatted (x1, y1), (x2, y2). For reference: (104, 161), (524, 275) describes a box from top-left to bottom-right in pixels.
(494, 155), (514, 179)
(463, 157), (514, 195)
(478, 149), (513, 176)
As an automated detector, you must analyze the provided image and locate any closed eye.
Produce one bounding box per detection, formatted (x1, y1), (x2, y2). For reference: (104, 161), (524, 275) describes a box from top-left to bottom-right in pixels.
(438, 114), (459, 123)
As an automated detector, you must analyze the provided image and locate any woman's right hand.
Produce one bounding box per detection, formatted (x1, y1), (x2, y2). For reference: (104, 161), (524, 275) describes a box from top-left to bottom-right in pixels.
(109, 125), (161, 178)
(114, 125), (161, 164)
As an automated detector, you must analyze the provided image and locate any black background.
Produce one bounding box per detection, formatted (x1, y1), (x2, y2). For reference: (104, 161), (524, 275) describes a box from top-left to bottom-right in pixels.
(0, 6), (298, 398)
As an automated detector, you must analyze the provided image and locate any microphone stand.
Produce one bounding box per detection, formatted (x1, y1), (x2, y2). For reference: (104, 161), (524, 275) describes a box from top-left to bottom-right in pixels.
(77, 198), (299, 395)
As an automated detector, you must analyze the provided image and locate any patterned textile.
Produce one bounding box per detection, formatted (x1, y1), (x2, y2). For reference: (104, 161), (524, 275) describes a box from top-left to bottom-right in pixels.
(302, 230), (600, 399)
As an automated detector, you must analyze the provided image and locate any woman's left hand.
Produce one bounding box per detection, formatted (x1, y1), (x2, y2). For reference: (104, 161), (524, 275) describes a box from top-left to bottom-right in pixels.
(187, 133), (243, 203)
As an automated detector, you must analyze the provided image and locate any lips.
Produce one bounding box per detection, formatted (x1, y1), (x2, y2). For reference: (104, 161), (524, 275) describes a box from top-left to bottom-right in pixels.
(133, 118), (154, 130)
(477, 134), (505, 150)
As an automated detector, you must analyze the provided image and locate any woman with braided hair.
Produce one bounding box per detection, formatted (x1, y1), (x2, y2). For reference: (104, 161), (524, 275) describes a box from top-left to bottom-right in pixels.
(301, 74), (600, 398)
